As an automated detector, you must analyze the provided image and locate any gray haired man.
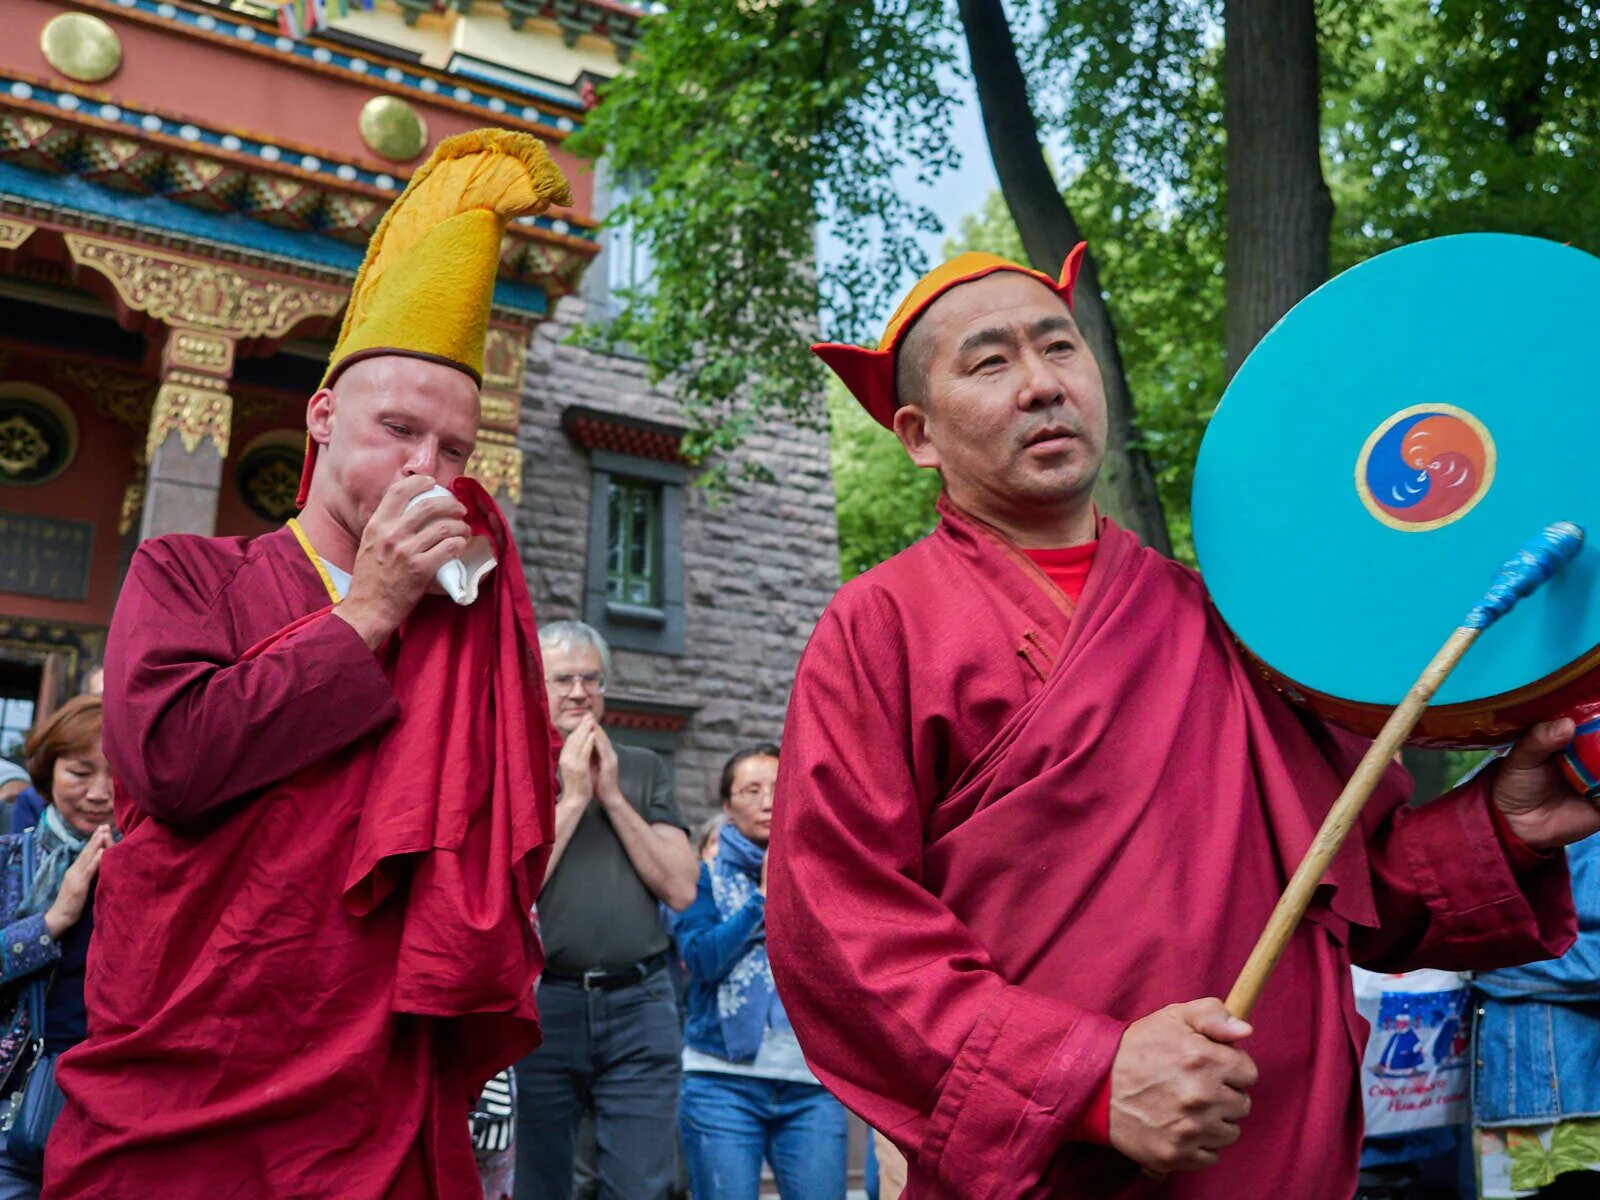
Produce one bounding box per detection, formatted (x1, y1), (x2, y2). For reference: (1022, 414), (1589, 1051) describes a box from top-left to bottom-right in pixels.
(515, 620), (698, 1200)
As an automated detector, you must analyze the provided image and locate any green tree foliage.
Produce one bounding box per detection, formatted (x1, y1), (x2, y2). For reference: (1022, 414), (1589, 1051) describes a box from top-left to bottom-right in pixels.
(565, 1), (960, 478)
(576, 0), (1600, 571)
(942, 0), (1600, 566)
(828, 379), (942, 580)
(1325, 0), (1600, 265)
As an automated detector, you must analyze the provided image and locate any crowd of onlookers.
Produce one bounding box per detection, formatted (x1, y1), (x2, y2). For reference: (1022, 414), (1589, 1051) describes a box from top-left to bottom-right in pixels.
(500, 621), (853, 1200)
(1, 640), (1597, 1199)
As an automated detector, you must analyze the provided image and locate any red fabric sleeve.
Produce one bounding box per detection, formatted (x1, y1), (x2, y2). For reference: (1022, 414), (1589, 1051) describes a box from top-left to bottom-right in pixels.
(1486, 795), (1557, 875)
(767, 602), (1125, 1198)
(1066, 1067), (1114, 1144)
(1350, 770), (1575, 971)
(104, 542), (399, 826)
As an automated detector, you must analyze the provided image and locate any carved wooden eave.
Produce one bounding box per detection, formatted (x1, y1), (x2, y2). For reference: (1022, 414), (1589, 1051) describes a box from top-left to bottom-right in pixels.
(562, 404), (688, 466)
(0, 101), (598, 308)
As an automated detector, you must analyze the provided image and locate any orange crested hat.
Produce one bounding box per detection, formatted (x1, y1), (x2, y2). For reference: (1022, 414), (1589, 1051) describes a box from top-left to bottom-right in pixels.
(813, 242), (1087, 430)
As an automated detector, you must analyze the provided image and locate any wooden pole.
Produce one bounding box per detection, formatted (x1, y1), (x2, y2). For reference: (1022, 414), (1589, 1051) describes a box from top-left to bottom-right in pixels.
(1225, 627), (1476, 1017)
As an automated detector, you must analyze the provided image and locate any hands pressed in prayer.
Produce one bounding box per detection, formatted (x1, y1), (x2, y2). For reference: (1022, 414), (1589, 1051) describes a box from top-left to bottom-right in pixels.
(557, 715), (600, 808)
(1108, 998), (1257, 1174)
(1490, 717), (1600, 852)
(44, 824), (114, 940)
(335, 475), (471, 649)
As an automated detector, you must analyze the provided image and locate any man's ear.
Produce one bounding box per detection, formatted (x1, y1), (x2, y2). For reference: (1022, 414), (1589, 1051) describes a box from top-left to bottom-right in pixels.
(893, 404), (941, 471)
(305, 388), (335, 448)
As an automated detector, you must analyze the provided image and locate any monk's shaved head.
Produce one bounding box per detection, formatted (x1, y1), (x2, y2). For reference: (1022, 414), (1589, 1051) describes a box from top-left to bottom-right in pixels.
(893, 317), (936, 412)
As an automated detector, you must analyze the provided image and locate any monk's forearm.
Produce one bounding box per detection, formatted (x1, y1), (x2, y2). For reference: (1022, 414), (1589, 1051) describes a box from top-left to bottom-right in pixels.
(107, 613), (397, 822)
(601, 796), (697, 910)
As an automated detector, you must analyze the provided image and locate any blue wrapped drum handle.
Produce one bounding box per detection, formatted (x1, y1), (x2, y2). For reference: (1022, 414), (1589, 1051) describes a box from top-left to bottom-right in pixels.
(1465, 521), (1585, 631)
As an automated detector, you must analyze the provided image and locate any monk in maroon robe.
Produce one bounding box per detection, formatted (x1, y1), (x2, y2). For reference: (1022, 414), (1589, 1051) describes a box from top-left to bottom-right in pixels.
(44, 352), (553, 1200)
(768, 251), (1597, 1199)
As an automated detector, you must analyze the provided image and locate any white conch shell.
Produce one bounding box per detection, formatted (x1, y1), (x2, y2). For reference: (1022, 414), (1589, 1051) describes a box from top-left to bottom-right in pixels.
(405, 484), (497, 606)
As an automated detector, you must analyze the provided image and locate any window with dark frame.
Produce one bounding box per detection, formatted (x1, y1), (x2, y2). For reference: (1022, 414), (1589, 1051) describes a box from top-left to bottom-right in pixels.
(605, 476), (662, 608)
(565, 408), (688, 657)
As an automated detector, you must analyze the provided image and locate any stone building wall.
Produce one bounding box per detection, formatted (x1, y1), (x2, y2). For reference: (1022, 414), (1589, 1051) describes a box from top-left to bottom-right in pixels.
(517, 294), (841, 825)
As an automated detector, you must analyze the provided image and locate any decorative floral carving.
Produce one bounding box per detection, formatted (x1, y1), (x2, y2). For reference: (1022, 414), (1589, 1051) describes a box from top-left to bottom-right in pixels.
(467, 439), (522, 504)
(65, 234), (346, 340)
(168, 330), (235, 375)
(148, 375), (232, 461)
(481, 327), (527, 395)
(54, 362), (157, 430)
(479, 392), (519, 431)
(0, 415), (49, 476)
(245, 456), (300, 521)
(119, 468), (146, 536)
(0, 218), (35, 250)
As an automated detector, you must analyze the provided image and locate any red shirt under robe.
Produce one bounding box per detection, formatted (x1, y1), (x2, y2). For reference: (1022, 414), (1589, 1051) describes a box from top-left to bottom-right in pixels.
(768, 496), (1573, 1200)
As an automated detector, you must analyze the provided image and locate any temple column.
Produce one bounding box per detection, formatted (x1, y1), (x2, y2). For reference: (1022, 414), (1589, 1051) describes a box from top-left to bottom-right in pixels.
(470, 323), (531, 530)
(139, 327), (236, 539)
(61, 232), (346, 540)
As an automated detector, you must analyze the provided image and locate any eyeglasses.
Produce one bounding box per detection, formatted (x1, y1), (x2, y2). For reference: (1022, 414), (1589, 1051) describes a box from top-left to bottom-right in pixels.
(731, 783), (776, 803)
(547, 671), (606, 695)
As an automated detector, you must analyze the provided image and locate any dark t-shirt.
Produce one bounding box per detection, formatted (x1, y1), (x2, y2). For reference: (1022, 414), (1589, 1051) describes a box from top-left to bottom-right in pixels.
(538, 743), (687, 974)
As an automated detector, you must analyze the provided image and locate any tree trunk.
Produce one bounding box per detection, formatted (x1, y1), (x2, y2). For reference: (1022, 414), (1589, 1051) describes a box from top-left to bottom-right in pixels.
(1223, 0), (1334, 378)
(957, 0), (1172, 556)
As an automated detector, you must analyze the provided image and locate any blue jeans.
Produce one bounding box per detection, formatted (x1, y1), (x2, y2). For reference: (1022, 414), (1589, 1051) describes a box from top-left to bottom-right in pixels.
(679, 1071), (847, 1200)
(514, 968), (682, 1200)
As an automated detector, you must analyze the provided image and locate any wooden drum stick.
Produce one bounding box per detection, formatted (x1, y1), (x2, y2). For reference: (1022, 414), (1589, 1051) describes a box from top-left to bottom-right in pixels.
(1224, 520), (1585, 1019)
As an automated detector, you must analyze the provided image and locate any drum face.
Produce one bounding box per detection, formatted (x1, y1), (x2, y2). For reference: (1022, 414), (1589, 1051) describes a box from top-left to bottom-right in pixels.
(1193, 234), (1600, 746)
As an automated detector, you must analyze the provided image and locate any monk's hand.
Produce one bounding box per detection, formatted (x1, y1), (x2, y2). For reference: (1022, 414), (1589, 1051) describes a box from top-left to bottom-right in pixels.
(1107, 998), (1256, 1174)
(44, 824), (114, 940)
(557, 716), (599, 807)
(1491, 718), (1600, 852)
(337, 476), (470, 649)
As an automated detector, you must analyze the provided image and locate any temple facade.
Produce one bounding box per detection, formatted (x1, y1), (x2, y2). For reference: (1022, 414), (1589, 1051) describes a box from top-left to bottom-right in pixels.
(0, 0), (840, 819)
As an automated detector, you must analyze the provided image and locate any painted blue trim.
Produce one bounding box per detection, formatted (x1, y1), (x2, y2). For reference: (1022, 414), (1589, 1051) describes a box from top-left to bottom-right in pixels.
(0, 162), (548, 317)
(106, 0), (586, 129)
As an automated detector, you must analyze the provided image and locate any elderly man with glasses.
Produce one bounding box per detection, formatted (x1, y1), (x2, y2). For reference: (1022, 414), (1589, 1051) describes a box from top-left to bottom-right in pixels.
(514, 620), (698, 1200)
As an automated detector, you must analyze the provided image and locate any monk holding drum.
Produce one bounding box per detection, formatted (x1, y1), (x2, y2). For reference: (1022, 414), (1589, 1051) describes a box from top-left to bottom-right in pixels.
(767, 240), (1600, 1199)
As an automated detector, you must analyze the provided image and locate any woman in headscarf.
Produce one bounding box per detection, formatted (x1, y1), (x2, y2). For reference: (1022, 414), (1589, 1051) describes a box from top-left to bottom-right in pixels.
(676, 743), (847, 1199)
(0, 696), (113, 1198)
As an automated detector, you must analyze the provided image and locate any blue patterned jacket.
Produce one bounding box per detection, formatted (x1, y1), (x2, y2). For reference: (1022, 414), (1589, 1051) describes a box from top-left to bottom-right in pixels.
(0, 832), (67, 1082)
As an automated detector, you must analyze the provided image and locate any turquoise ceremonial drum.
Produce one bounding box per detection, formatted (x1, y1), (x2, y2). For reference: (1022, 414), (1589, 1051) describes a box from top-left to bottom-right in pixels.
(1192, 234), (1600, 747)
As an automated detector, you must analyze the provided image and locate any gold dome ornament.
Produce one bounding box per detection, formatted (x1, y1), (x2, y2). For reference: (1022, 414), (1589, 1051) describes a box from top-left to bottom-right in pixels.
(359, 97), (429, 163)
(40, 13), (123, 84)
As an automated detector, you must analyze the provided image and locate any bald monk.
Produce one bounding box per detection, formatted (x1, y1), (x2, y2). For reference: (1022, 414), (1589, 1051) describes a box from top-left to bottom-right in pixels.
(46, 131), (568, 1200)
(767, 248), (1596, 1199)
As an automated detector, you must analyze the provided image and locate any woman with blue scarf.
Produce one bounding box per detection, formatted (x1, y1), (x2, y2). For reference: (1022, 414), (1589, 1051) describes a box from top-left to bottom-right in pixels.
(677, 743), (848, 1199)
(0, 696), (113, 1198)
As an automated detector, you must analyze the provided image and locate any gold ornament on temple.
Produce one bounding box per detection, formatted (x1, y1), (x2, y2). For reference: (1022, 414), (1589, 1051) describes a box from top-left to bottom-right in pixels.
(358, 96), (429, 163)
(0, 415), (49, 477)
(40, 13), (123, 84)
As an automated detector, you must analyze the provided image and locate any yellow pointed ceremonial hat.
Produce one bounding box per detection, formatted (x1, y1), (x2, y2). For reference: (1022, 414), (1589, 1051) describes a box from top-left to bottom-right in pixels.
(813, 242), (1087, 429)
(299, 128), (572, 504)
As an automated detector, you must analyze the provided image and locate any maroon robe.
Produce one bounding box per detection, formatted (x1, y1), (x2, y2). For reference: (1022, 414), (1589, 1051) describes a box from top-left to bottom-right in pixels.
(46, 483), (552, 1200)
(767, 497), (1574, 1200)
